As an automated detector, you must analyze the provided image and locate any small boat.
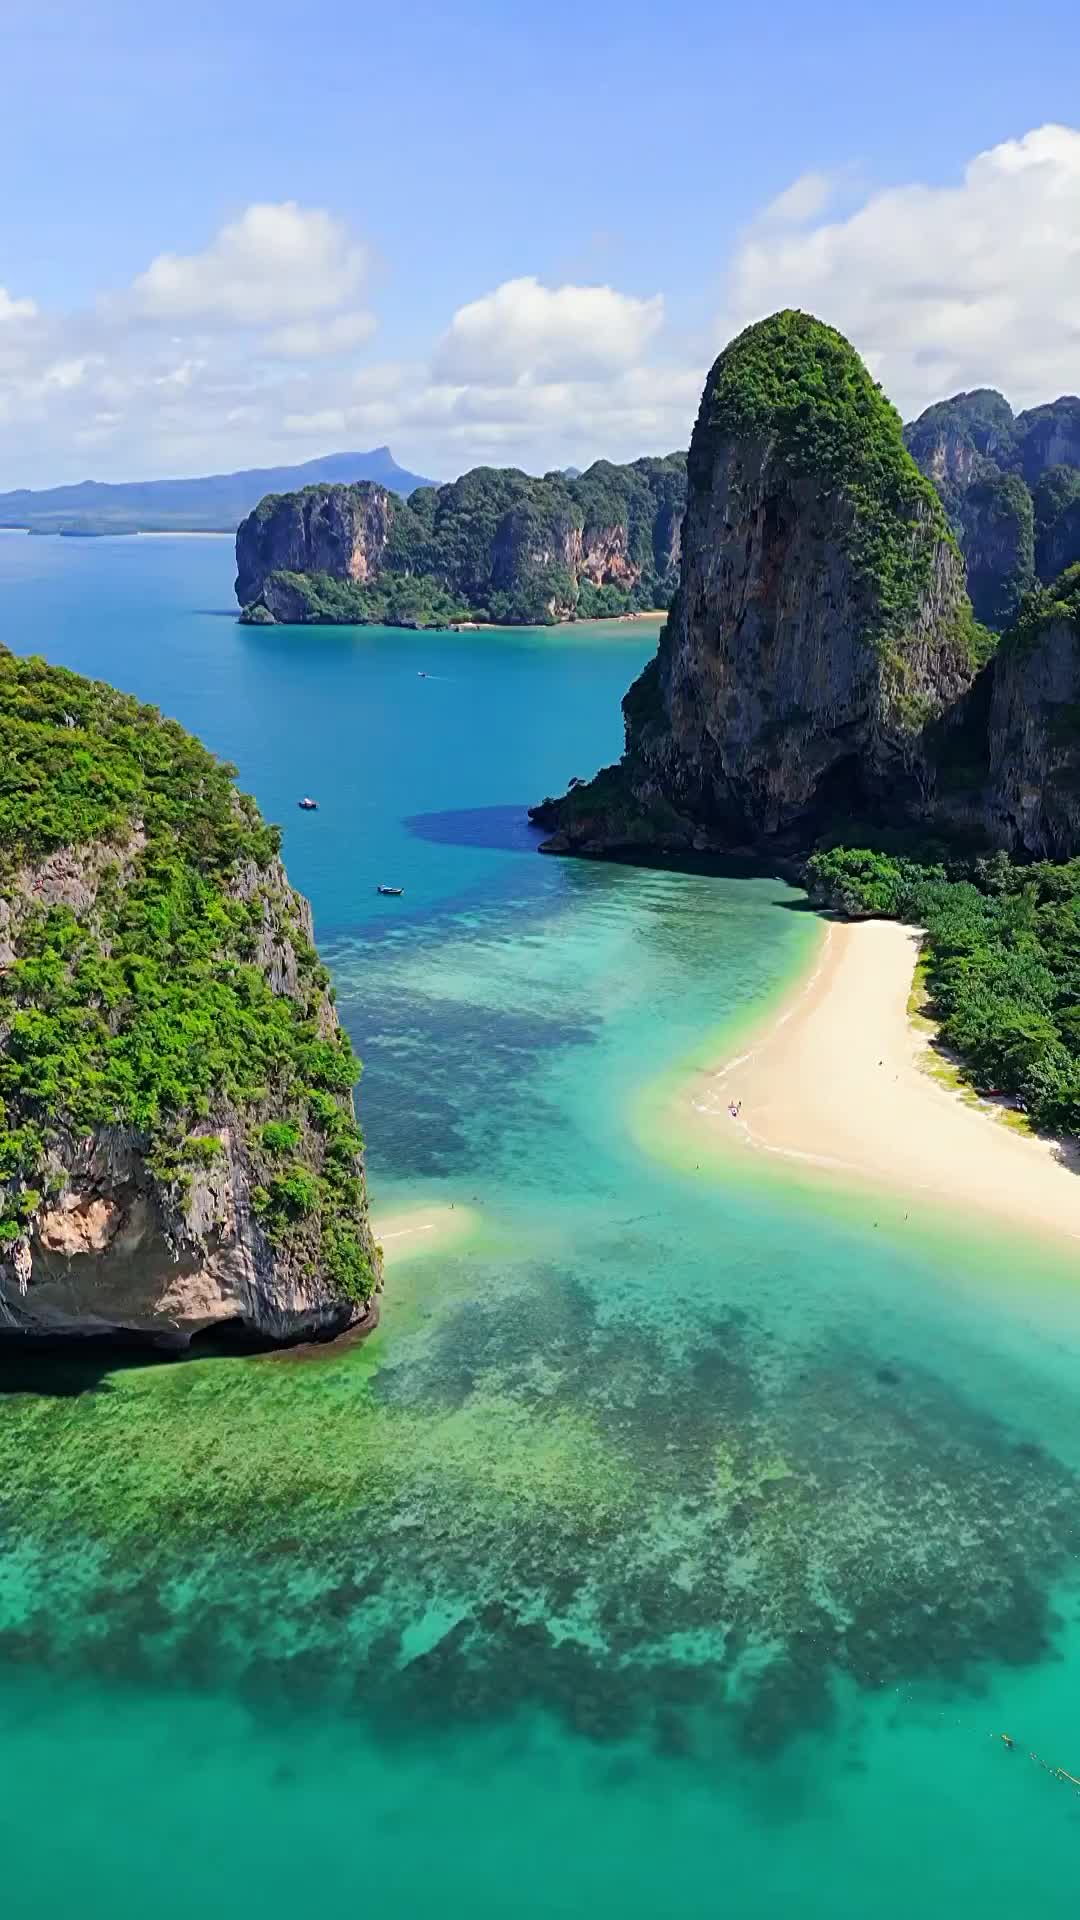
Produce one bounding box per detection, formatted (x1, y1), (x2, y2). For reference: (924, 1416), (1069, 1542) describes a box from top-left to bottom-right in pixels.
(298, 796), (318, 811)
(417, 671), (427, 678)
(377, 885), (404, 897)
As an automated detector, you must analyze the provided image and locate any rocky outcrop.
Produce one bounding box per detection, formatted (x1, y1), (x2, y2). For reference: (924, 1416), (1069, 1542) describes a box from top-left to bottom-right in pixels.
(1015, 399), (1080, 486)
(235, 456), (688, 627)
(906, 390), (1080, 627)
(0, 845), (380, 1348)
(235, 483), (396, 607)
(0, 648), (381, 1349)
(533, 312), (981, 856)
(985, 566), (1080, 857)
(958, 472), (1034, 631)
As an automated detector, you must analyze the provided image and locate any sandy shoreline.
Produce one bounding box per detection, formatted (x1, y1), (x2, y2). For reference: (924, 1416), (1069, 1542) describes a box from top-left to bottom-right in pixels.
(451, 609), (665, 632)
(681, 917), (1080, 1245)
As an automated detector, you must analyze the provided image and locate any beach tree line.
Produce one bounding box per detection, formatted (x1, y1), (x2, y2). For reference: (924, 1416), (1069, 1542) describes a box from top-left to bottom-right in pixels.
(807, 845), (1080, 1134)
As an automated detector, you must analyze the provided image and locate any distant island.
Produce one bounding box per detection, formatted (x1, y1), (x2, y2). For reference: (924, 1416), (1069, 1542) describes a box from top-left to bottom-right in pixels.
(228, 391), (1080, 637)
(0, 446), (436, 537)
(234, 457), (687, 627)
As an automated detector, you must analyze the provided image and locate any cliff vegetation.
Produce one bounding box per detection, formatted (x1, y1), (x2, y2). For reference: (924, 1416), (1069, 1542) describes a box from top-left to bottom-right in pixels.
(533, 312), (985, 856)
(698, 311), (972, 660)
(0, 648), (379, 1342)
(235, 455), (686, 627)
(906, 389), (1080, 629)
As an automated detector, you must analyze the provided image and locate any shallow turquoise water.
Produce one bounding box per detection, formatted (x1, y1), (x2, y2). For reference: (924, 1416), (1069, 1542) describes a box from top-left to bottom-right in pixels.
(2, 533), (1080, 1915)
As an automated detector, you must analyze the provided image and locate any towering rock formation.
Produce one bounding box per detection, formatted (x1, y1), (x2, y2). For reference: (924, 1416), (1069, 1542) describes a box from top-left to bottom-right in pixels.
(0, 649), (380, 1347)
(533, 312), (983, 854)
(235, 483), (396, 610)
(986, 565), (1080, 857)
(905, 390), (1080, 627)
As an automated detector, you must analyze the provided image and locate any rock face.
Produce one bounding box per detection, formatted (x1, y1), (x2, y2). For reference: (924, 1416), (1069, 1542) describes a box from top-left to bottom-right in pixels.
(1016, 399), (1080, 485)
(235, 484), (397, 607)
(235, 456), (687, 628)
(0, 649), (381, 1348)
(984, 565), (1080, 857)
(905, 390), (1080, 627)
(533, 312), (982, 855)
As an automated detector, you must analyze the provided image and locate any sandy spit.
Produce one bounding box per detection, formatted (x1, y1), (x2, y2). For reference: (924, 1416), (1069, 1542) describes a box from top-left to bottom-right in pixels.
(682, 917), (1080, 1245)
(373, 1202), (477, 1261)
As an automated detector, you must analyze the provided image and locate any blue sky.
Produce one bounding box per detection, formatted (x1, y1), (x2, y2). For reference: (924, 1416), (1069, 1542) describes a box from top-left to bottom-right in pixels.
(1, 0), (1078, 484)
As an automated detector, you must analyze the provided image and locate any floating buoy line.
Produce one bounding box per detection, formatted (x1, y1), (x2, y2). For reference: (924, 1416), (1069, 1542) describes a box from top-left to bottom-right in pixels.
(998, 1732), (1080, 1790)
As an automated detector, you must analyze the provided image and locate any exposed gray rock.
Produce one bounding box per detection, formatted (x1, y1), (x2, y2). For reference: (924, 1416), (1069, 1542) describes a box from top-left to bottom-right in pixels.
(533, 313), (980, 854)
(0, 845), (381, 1349)
(987, 598), (1080, 858)
(235, 483), (395, 607)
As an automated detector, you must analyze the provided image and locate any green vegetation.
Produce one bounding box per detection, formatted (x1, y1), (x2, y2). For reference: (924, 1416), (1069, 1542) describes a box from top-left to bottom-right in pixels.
(533, 758), (690, 844)
(240, 455), (686, 628)
(904, 392), (1080, 629)
(807, 842), (1080, 1132)
(256, 567), (472, 629)
(0, 648), (374, 1303)
(697, 311), (981, 664)
(1033, 467), (1080, 542)
(962, 470), (1035, 630)
(1001, 562), (1080, 655)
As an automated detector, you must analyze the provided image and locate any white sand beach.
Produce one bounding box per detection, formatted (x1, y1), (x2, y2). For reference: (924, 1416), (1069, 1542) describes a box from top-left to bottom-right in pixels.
(683, 917), (1080, 1245)
(374, 1202), (477, 1260)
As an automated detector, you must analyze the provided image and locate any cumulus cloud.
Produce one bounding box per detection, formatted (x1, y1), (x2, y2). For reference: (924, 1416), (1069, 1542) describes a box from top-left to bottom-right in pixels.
(4, 130), (1080, 489)
(434, 276), (664, 385)
(130, 202), (370, 327)
(264, 310), (377, 358)
(0, 287), (38, 325)
(724, 123), (1080, 416)
(759, 172), (837, 225)
(0, 229), (690, 484)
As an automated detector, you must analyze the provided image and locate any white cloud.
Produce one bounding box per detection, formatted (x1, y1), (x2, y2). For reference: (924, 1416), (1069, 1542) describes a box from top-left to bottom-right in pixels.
(724, 123), (1080, 417)
(265, 309), (377, 358)
(760, 172), (837, 225)
(434, 276), (664, 385)
(5, 130), (1080, 490)
(0, 232), (690, 485)
(130, 201), (370, 327)
(0, 287), (38, 324)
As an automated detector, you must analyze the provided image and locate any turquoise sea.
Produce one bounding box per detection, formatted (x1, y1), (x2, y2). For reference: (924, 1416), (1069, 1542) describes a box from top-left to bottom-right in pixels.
(2, 529), (1080, 1915)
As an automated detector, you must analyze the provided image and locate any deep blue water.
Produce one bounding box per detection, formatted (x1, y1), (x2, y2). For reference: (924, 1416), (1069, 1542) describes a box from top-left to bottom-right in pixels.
(3, 532), (1080, 1919)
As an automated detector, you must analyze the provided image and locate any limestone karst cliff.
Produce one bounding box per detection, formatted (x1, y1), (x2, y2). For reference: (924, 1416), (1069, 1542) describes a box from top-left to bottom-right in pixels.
(532, 312), (985, 856)
(0, 649), (380, 1346)
(905, 390), (1080, 628)
(985, 565), (1080, 857)
(235, 456), (687, 628)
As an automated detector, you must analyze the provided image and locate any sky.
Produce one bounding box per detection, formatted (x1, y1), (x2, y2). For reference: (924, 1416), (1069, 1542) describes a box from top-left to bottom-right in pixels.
(1, 0), (1078, 487)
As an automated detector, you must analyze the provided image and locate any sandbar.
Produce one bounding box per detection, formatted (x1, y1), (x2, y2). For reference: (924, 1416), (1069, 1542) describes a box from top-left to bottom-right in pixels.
(681, 917), (1080, 1245)
(373, 1201), (477, 1261)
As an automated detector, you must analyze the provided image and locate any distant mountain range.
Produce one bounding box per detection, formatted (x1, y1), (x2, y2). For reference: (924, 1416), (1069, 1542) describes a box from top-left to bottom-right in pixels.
(0, 447), (437, 535)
